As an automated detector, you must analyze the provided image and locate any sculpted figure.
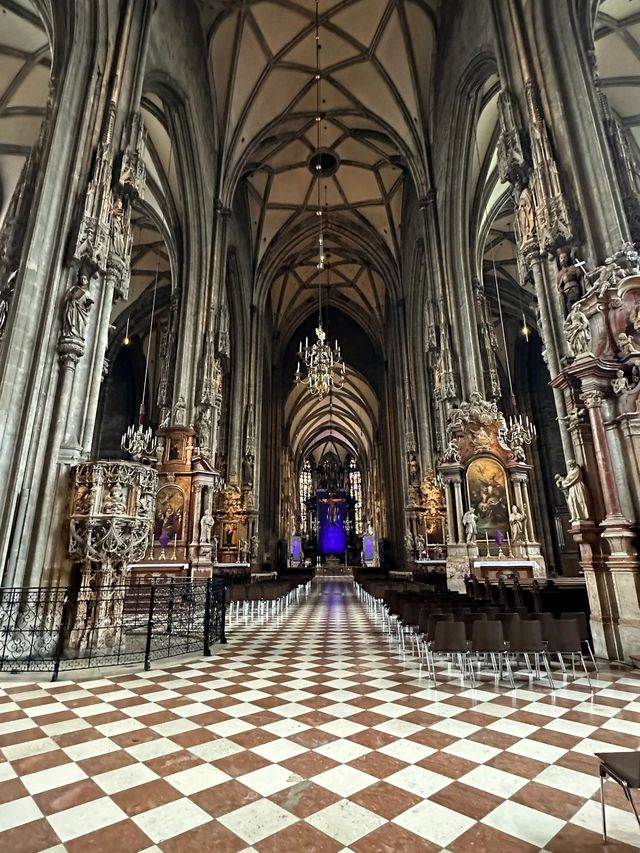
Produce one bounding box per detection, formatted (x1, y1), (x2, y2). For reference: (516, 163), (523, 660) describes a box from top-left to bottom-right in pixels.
(250, 534), (259, 559)
(199, 509), (215, 544)
(462, 508), (478, 543)
(415, 534), (426, 556)
(404, 528), (414, 553)
(509, 504), (525, 542)
(612, 370), (630, 395)
(564, 304), (591, 357)
(617, 333), (636, 358)
(517, 185), (535, 243)
(408, 454), (420, 485)
(556, 251), (586, 315)
(109, 196), (127, 258)
(62, 272), (93, 339)
(173, 395), (186, 426)
(556, 461), (590, 523)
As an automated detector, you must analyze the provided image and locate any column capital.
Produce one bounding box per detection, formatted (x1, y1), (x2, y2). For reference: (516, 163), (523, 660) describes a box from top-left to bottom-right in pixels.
(582, 388), (604, 409)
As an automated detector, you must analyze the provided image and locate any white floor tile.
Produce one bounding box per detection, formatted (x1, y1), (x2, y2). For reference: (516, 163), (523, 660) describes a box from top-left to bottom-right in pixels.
(393, 799), (475, 847)
(132, 797), (211, 843)
(218, 799), (299, 844)
(306, 799), (386, 846)
(0, 796), (43, 831)
(237, 763), (303, 796)
(165, 763), (231, 795)
(310, 765), (378, 797)
(459, 764), (528, 798)
(482, 800), (565, 847)
(22, 763), (87, 795)
(94, 762), (158, 794)
(47, 796), (127, 842)
(386, 765), (450, 798)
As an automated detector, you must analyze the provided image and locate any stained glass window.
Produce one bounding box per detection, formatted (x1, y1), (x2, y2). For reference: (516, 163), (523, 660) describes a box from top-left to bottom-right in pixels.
(299, 459), (312, 530)
(349, 458), (362, 533)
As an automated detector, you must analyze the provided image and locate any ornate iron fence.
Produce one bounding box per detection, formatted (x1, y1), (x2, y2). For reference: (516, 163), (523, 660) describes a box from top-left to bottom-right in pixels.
(0, 577), (226, 681)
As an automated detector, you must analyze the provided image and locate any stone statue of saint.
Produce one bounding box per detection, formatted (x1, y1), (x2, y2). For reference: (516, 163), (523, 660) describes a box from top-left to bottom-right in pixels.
(62, 272), (93, 340)
(415, 534), (426, 556)
(408, 454), (419, 485)
(250, 534), (259, 559)
(556, 461), (590, 523)
(564, 304), (591, 357)
(556, 251), (586, 315)
(173, 395), (186, 426)
(509, 504), (525, 542)
(404, 528), (414, 553)
(517, 185), (535, 243)
(109, 196), (127, 258)
(199, 509), (215, 544)
(462, 508), (478, 543)
(242, 454), (254, 487)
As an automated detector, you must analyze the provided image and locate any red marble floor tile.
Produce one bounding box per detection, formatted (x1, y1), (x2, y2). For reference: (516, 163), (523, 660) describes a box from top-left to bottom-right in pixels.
(350, 780), (422, 819)
(417, 751), (477, 779)
(11, 748), (69, 776)
(112, 778), (183, 816)
(554, 750), (600, 776)
(347, 728), (396, 750)
(161, 819), (242, 853)
(511, 780), (586, 821)
(431, 780), (504, 820)
(66, 818), (153, 853)
(545, 822), (638, 853)
(468, 728), (517, 749)
(0, 726), (45, 748)
(347, 750), (407, 779)
(78, 748), (137, 776)
(281, 751), (338, 777)
(213, 749), (270, 778)
(0, 776), (29, 803)
(54, 727), (104, 748)
(0, 817), (61, 853)
(487, 751), (547, 779)
(407, 728), (456, 750)
(228, 728), (278, 749)
(288, 728), (337, 749)
(269, 780), (342, 819)
(450, 823), (538, 852)
(242, 711), (282, 727)
(112, 727), (161, 749)
(192, 779), (261, 818)
(145, 749), (203, 777)
(34, 777), (105, 815)
(256, 819), (341, 853)
(352, 823), (440, 853)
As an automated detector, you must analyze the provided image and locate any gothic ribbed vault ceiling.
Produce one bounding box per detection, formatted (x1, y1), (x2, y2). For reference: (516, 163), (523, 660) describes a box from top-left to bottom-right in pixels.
(0, 0), (50, 222)
(596, 0), (640, 157)
(202, 0), (439, 338)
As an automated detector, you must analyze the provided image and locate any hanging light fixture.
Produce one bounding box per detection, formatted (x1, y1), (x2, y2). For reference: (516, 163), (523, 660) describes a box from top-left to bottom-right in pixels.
(294, 0), (346, 400)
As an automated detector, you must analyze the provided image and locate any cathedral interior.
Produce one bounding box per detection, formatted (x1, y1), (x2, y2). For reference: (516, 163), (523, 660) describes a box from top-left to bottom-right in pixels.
(1, 0), (640, 850)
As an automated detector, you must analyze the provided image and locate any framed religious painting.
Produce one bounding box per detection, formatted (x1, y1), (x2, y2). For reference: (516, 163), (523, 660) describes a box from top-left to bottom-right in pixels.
(465, 456), (510, 537)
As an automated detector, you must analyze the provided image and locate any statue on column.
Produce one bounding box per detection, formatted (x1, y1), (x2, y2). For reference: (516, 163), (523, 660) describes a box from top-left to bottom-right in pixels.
(509, 504), (526, 542)
(555, 461), (591, 523)
(564, 304), (591, 357)
(556, 250), (586, 315)
(61, 272), (93, 340)
(404, 528), (414, 554)
(462, 508), (478, 543)
(199, 507), (215, 544)
(517, 183), (536, 245)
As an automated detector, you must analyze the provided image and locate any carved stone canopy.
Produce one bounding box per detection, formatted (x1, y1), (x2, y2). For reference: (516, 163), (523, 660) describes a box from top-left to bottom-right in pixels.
(69, 460), (157, 570)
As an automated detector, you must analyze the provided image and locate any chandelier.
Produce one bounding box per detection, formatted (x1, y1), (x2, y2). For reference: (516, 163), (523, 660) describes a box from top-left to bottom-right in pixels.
(293, 0), (346, 400)
(295, 324), (345, 398)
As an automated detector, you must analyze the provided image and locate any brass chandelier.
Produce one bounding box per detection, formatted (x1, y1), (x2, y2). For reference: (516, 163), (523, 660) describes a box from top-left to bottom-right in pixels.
(294, 0), (346, 400)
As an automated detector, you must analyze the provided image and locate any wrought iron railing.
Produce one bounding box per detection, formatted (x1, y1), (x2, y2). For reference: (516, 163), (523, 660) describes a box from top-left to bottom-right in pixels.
(0, 577), (226, 681)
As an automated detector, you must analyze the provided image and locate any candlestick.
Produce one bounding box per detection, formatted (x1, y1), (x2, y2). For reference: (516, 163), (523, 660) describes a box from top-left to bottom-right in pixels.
(485, 532), (490, 558)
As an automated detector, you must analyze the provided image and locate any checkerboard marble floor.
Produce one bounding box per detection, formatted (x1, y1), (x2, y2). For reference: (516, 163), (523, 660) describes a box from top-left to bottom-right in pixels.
(1, 579), (639, 852)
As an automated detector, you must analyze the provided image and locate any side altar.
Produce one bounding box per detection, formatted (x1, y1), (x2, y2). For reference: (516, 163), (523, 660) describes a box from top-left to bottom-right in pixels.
(437, 394), (547, 592)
